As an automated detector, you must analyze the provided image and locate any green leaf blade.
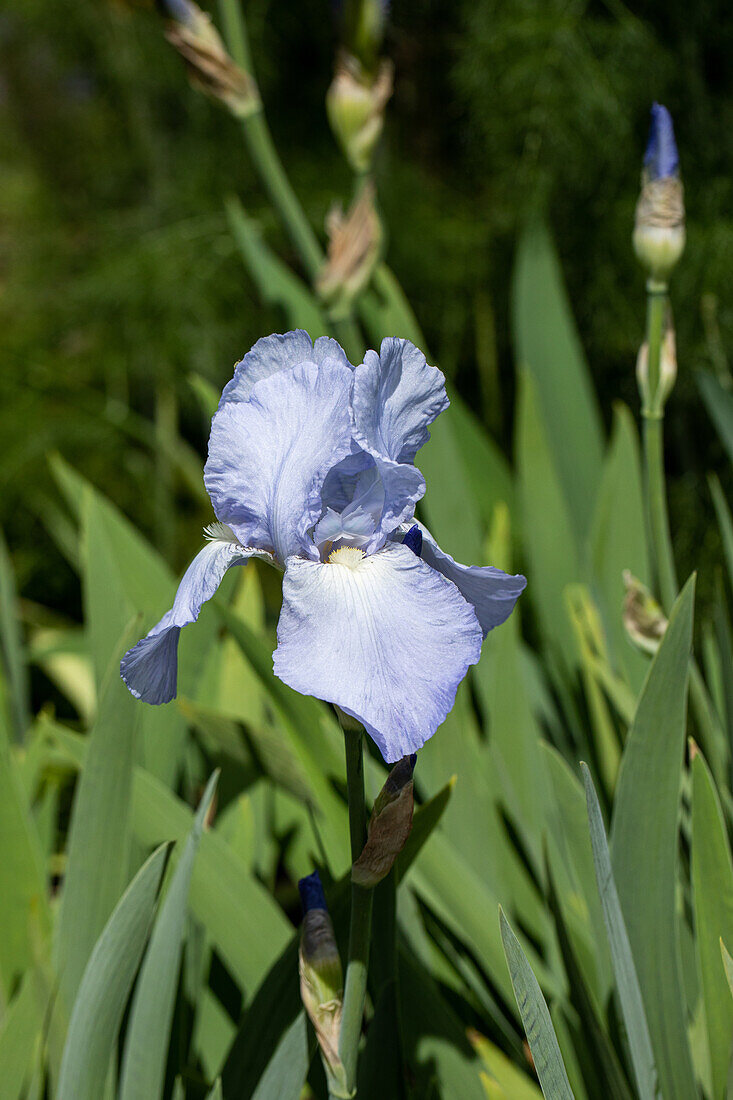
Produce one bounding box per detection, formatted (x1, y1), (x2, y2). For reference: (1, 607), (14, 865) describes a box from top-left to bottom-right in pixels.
(512, 220), (604, 542)
(119, 771), (220, 1100)
(610, 576), (697, 1099)
(57, 844), (170, 1100)
(581, 764), (657, 1100)
(691, 753), (733, 1100)
(499, 908), (574, 1100)
(54, 656), (138, 1009)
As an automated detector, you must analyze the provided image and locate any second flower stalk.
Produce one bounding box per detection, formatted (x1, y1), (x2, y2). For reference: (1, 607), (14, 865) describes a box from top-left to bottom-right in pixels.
(299, 731), (416, 1098)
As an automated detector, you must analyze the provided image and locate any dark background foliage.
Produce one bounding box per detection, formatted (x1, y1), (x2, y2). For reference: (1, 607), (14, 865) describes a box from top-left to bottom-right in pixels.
(2, 0), (731, 619)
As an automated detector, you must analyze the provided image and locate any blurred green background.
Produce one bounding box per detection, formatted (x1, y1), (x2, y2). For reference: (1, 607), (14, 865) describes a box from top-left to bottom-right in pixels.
(3, 0), (732, 643)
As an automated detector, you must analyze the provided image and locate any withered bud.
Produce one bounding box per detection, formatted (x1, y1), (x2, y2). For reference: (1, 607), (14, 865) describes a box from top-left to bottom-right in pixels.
(636, 312), (677, 413)
(326, 52), (392, 173)
(163, 0), (260, 118)
(317, 181), (382, 317)
(298, 872), (345, 1081)
(622, 570), (668, 654)
(351, 754), (415, 887)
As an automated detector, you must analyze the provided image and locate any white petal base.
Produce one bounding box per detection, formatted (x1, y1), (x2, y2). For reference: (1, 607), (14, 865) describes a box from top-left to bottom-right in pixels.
(274, 542), (482, 761)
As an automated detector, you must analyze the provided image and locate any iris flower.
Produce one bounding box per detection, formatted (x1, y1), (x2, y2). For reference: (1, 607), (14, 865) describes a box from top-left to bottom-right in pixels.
(121, 331), (526, 761)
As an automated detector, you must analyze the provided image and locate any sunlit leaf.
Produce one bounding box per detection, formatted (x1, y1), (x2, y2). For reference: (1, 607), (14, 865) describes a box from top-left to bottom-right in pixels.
(0, 970), (47, 1100)
(610, 576), (697, 1099)
(582, 764), (657, 1100)
(119, 772), (220, 1100)
(691, 753), (733, 1100)
(499, 908), (574, 1099)
(57, 845), (170, 1100)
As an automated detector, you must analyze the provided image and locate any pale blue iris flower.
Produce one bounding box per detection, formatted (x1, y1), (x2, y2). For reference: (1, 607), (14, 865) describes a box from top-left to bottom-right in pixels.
(121, 331), (526, 762)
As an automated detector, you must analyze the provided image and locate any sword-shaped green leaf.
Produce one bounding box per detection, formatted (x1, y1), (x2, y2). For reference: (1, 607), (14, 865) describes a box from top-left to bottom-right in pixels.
(512, 220), (603, 543)
(119, 771), (220, 1100)
(691, 753), (733, 1100)
(57, 845), (170, 1100)
(610, 576), (697, 1099)
(499, 908), (574, 1100)
(582, 764), (657, 1100)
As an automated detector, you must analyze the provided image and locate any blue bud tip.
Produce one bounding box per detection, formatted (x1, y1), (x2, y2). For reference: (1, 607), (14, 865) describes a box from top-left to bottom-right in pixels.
(644, 102), (679, 181)
(299, 870), (327, 914)
(158, 0), (198, 27)
(403, 524), (423, 558)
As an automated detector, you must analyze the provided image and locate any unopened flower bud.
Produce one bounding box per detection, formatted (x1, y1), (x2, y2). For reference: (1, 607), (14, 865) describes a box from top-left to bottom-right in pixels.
(298, 872), (345, 1080)
(622, 570), (668, 654)
(317, 182), (382, 317)
(633, 104), (685, 282)
(326, 53), (393, 174)
(157, 0), (199, 28)
(351, 754), (415, 887)
(163, 0), (260, 118)
(636, 314), (677, 413)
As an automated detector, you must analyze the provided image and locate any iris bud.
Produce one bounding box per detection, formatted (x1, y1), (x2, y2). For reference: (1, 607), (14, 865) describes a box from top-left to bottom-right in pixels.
(326, 53), (393, 174)
(298, 872), (345, 1081)
(622, 570), (668, 654)
(162, 0), (260, 118)
(633, 104), (685, 282)
(351, 754), (415, 887)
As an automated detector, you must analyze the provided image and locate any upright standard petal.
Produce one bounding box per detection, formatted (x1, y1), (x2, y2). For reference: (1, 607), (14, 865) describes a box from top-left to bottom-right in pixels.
(120, 538), (261, 704)
(273, 542), (482, 762)
(408, 523), (526, 638)
(205, 361), (354, 562)
(352, 338), (449, 465)
(219, 330), (354, 405)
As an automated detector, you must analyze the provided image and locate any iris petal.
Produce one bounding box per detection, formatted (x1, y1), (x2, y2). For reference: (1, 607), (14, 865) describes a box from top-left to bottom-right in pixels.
(273, 542), (482, 762)
(219, 330), (354, 405)
(205, 361), (354, 562)
(644, 103), (679, 181)
(319, 449), (425, 553)
(411, 522), (527, 637)
(120, 539), (259, 704)
(352, 338), (449, 465)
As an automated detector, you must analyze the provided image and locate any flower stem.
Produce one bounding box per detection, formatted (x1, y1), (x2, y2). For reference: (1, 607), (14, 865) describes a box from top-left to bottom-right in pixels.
(642, 282), (678, 612)
(217, 0), (364, 362)
(640, 289), (729, 777)
(339, 727), (373, 1096)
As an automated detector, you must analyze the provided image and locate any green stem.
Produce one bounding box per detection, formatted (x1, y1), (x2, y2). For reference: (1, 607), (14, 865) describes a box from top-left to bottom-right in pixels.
(644, 416), (678, 611)
(639, 287), (727, 774)
(217, 1), (315, 270)
(237, 113), (324, 280)
(218, 0), (253, 73)
(218, 0), (364, 362)
(642, 283), (677, 612)
(344, 728), (367, 860)
(339, 728), (373, 1096)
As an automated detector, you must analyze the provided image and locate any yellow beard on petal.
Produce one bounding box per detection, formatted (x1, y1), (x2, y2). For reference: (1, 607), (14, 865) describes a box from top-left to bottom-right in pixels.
(328, 546), (366, 569)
